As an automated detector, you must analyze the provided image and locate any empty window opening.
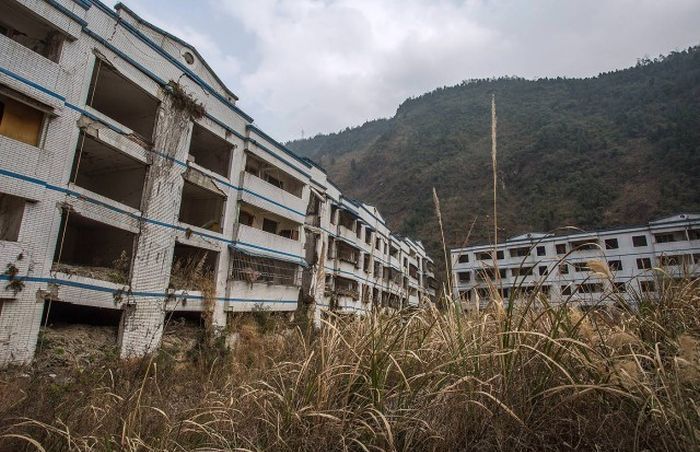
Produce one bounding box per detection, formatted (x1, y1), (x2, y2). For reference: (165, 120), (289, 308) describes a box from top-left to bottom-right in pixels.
(365, 229), (372, 245)
(632, 235), (648, 247)
(389, 245), (399, 258)
(355, 222), (362, 239)
(458, 253), (469, 263)
(658, 254), (693, 267)
(373, 261), (381, 276)
(338, 208), (356, 231)
(237, 202), (301, 240)
(70, 132), (146, 209)
(655, 231), (683, 243)
(476, 250), (504, 260)
(86, 60), (159, 143)
(42, 302), (121, 336)
(0, 1), (65, 62)
(561, 285), (573, 296)
(188, 124), (232, 177)
(428, 276), (438, 290)
(605, 238), (619, 249)
(536, 246), (546, 256)
(335, 276), (359, 300)
(409, 263), (418, 279)
(613, 282), (627, 292)
(244, 152), (304, 197)
(458, 271), (471, 283)
(0, 193), (25, 241)
(538, 265), (548, 276)
(555, 244), (567, 254)
(477, 268), (506, 281)
(0, 92), (45, 146)
(636, 257), (652, 270)
(170, 243), (217, 290)
(559, 263), (569, 274)
(337, 241), (360, 266)
(573, 262), (589, 272)
(363, 253), (371, 273)
(53, 211), (134, 284)
(510, 246), (529, 258)
(570, 239), (598, 251)
(512, 266), (533, 277)
(689, 230), (700, 241)
(229, 250), (299, 286)
(578, 283), (603, 293)
(640, 280), (655, 293)
(608, 260), (623, 271)
(330, 205), (338, 225)
(179, 181), (225, 232)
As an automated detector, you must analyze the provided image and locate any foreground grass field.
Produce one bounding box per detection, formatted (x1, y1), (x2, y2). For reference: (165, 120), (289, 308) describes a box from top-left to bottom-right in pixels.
(0, 278), (698, 451)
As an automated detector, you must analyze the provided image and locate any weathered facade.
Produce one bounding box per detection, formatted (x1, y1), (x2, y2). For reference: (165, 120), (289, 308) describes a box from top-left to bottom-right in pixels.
(0, 0), (436, 365)
(451, 214), (700, 307)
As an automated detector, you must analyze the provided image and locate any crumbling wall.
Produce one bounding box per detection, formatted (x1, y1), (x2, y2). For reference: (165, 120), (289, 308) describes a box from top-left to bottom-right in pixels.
(118, 84), (197, 358)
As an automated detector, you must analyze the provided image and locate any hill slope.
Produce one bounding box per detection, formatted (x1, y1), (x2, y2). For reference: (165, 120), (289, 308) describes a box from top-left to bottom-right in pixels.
(288, 47), (700, 267)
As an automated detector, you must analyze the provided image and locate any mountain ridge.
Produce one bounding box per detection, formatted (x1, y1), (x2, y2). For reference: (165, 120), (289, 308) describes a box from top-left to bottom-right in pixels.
(288, 46), (700, 267)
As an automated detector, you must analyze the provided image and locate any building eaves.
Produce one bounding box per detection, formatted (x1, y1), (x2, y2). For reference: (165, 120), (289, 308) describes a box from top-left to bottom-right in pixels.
(114, 2), (240, 102)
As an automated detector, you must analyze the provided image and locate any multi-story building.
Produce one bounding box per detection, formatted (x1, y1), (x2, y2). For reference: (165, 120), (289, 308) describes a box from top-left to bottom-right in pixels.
(0, 0), (435, 365)
(451, 214), (700, 307)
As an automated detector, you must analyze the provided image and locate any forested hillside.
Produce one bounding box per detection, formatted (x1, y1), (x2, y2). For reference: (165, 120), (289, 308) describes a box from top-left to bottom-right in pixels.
(288, 47), (700, 268)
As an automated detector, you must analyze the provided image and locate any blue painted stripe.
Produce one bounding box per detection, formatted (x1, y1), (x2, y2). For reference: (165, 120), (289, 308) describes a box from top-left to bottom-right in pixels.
(71, 0), (91, 9)
(234, 241), (306, 262)
(0, 275), (297, 304)
(45, 0), (88, 27)
(247, 140), (311, 180)
(0, 169), (306, 261)
(83, 28), (167, 86)
(0, 66), (66, 102)
(246, 124), (311, 169)
(86, 0), (253, 123)
(0, 64), (309, 221)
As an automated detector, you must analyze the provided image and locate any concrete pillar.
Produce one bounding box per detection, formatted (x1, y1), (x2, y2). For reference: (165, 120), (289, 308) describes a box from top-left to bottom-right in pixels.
(118, 92), (192, 358)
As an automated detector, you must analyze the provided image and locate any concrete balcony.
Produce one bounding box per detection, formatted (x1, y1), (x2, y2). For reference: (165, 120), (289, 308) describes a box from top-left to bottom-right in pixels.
(235, 223), (304, 261)
(241, 172), (306, 222)
(227, 280), (299, 312)
(337, 225), (361, 244)
(0, 33), (63, 93)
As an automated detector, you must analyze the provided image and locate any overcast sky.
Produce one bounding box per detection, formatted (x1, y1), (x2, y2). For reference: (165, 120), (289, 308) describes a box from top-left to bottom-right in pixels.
(122, 0), (700, 141)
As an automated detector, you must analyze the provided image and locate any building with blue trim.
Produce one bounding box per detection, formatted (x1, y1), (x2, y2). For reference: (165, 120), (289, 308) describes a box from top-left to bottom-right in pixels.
(451, 214), (700, 308)
(0, 0), (435, 365)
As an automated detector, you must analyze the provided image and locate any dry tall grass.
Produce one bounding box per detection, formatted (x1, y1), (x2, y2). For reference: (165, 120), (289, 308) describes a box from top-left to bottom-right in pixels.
(0, 277), (698, 451)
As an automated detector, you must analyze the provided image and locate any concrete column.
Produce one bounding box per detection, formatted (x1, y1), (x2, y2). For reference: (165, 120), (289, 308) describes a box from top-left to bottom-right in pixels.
(118, 92), (192, 358)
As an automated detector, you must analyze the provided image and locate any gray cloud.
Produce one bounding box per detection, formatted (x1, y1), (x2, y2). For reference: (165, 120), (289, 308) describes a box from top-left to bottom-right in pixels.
(123, 0), (700, 140)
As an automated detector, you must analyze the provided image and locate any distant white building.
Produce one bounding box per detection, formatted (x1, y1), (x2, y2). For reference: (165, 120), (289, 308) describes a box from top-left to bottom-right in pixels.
(0, 0), (435, 365)
(450, 214), (700, 307)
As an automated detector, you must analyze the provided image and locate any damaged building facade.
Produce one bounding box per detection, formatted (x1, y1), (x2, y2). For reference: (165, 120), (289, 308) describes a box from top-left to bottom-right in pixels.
(451, 214), (700, 308)
(0, 0), (437, 365)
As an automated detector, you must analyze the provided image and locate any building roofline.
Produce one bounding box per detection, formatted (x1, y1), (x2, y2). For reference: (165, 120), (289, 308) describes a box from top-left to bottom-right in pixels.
(114, 2), (240, 102)
(451, 214), (700, 253)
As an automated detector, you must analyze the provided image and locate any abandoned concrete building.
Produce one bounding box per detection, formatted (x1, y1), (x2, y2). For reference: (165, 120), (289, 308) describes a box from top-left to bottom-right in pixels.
(0, 0), (437, 365)
(451, 214), (700, 308)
